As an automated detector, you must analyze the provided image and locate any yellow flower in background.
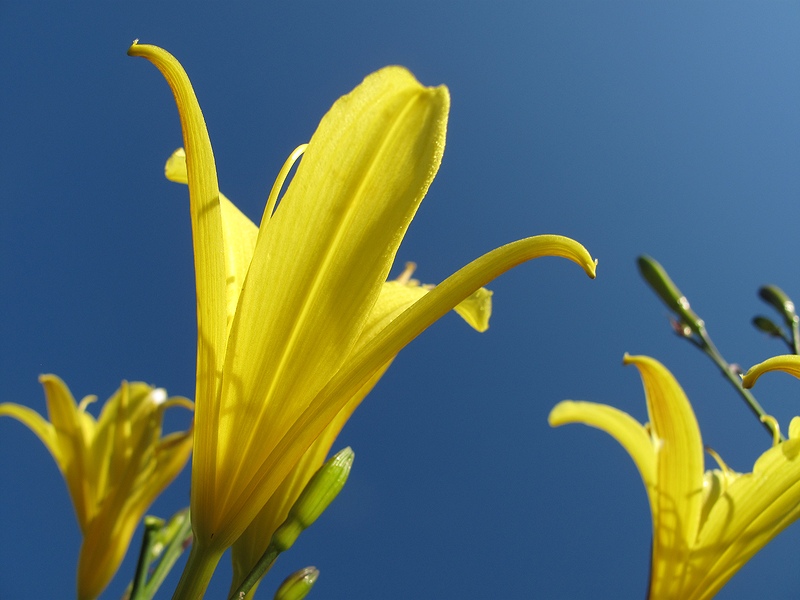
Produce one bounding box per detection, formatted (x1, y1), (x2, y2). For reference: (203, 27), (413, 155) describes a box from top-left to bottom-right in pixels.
(128, 42), (596, 597)
(0, 376), (193, 600)
(550, 355), (800, 600)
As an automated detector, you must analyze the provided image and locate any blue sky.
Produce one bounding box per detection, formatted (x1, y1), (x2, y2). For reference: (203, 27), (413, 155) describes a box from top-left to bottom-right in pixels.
(3, 2), (800, 598)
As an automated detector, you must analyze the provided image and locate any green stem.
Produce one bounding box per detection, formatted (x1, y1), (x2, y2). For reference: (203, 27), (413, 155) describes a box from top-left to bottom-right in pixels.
(791, 318), (800, 355)
(171, 541), (224, 600)
(228, 543), (281, 600)
(696, 329), (784, 442)
(144, 510), (193, 599)
(129, 519), (161, 600)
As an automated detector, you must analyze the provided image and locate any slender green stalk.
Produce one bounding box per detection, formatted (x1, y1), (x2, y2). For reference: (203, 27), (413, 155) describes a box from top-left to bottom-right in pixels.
(144, 510), (193, 599)
(128, 518), (163, 600)
(691, 327), (783, 442)
(172, 542), (225, 600)
(229, 544), (281, 600)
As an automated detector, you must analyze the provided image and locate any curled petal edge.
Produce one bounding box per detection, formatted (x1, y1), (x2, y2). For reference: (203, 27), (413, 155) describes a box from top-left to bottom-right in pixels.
(742, 355), (800, 388)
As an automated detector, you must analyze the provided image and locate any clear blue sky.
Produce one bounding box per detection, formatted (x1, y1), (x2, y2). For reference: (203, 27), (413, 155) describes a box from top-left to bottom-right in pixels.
(3, 2), (800, 598)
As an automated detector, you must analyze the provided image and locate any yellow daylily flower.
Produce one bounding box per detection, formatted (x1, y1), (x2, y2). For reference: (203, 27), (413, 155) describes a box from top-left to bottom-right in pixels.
(128, 42), (596, 597)
(168, 148), (495, 595)
(0, 376), (193, 600)
(550, 354), (800, 600)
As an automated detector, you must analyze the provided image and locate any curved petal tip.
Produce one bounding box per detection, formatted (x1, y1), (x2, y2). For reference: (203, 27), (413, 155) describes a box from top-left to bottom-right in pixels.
(742, 355), (800, 389)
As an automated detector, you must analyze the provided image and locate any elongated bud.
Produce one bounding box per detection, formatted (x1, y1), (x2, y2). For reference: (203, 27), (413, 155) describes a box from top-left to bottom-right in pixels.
(272, 447), (354, 552)
(637, 255), (705, 334)
(758, 285), (798, 328)
(274, 567), (320, 600)
(752, 316), (785, 339)
(149, 508), (190, 558)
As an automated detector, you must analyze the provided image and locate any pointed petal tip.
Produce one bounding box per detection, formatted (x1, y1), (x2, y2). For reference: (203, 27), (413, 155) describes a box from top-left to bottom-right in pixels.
(526, 235), (596, 279)
(622, 353), (654, 368)
(561, 238), (596, 280)
(589, 258), (599, 279)
(127, 39), (156, 59)
(581, 255), (598, 279)
(127, 39), (144, 57)
(165, 148), (188, 183)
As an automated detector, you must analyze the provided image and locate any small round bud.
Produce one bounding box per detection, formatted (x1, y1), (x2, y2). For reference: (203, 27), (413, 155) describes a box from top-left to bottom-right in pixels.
(274, 567), (319, 600)
(752, 316), (785, 338)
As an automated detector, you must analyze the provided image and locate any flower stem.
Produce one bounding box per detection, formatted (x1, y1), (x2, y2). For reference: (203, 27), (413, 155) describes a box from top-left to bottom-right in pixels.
(128, 518), (162, 600)
(171, 541), (224, 600)
(145, 509), (193, 599)
(228, 543), (281, 600)
(694, 328), (784, 442)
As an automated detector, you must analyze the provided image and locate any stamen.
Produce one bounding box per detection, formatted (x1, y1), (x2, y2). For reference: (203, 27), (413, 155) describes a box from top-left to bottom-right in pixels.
(261, 144), (308, 225)
(705, 446), (733, 477)
(78, 395), (98, 413)
(395, 262), (417, 284)
(759, 414), (782, 447)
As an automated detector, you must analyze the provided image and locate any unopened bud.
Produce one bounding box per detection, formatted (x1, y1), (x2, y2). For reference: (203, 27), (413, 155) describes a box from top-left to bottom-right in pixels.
(274, 567), (319, 600)
(758, 285), (798, 328)
(637, 255), (704, 334)
(752, 316), (785, 339)
(272, 447), (354, 552)
(144, 515), (165, 530)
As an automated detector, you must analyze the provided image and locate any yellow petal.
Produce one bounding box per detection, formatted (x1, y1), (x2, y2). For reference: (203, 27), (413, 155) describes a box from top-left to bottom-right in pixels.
(370, 279), (492, 337)
(165, 148), (259, 329)
(205, 66), (450, 545)
(454, 287), (493, 332)
(789, 416), (800, 439)
(88, 383), (171, 509)
(624, 355), (704, 600)
(0, 403), (60, 464)
(164, 147), (189, 184)
(687, 436), (800, 600)
(548, 400), (656, 489)
(129, 43), (227, 509)
(742, 354), (800, 388)
(39, 374), (95, 530)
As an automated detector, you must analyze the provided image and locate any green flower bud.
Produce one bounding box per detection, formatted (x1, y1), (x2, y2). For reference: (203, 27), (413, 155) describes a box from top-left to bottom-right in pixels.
(637, 255), (705, 334)
(144, 515), (166, 530)
(274, 567), (319, 600)
(758, 285), (798, 328)
(272, 447), (354, 552)
(752, 316), (785, 339)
